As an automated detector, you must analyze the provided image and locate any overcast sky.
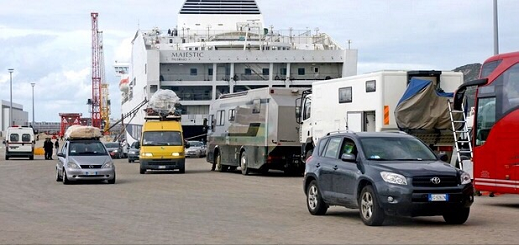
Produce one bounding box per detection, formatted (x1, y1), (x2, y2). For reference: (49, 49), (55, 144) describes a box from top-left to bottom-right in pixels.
(1, 0), (518, 122)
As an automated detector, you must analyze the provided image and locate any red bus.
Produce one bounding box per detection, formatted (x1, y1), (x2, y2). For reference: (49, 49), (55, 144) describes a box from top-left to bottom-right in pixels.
(455, 51), (519, 195)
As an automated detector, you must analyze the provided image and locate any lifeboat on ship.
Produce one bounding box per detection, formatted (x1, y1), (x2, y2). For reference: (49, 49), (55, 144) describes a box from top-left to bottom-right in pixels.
(119, 77), (130, 93)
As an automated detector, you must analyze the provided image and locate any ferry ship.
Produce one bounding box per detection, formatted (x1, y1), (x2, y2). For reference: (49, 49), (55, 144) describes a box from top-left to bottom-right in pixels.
(117, 0), (358, 144)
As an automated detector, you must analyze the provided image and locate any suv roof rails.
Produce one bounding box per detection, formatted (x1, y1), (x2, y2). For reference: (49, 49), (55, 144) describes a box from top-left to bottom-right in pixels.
(382, 130), (408, 134)
(326, 130), (356, 136)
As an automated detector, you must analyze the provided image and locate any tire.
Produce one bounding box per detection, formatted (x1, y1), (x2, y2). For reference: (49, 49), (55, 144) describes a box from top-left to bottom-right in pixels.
(62, 169), (70, 185)
(55, 167), (62, 182)
(240, 151), (250, 175)
(107, 173), (116, 184)
(215, 153), (228, 172)
(139, 164), (146, 174)
(359, 185), (385, 226)
(128, 159), (132, 163)
(29, 155), (34, 160)
(5, 155), (8, 160)
(443, 208), (470, 224)
(179, 167), (185, 174)
(306, 180), (328, 215)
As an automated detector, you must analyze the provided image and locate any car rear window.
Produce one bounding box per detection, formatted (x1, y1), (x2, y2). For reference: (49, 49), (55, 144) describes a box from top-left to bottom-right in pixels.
(22, 134), (31, 142)
(9, 134), (19, 142)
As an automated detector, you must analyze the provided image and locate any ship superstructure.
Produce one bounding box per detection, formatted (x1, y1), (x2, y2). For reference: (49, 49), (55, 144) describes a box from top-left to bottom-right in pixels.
(119, 0), (358, 143)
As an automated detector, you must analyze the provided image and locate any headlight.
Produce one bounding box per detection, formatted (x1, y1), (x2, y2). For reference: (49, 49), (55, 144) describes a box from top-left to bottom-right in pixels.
(66, 162), (81, 169)
(142, 152), (153, 157)
(172, 152), (180, 157)
(113, 149), (118, 153)
(102, 161), (114, 169)
(460, 171), (471, 184)
(380, 172), (408, 185)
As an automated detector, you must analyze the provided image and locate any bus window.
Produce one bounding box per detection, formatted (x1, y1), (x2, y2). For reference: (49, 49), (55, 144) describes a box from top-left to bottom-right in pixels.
(501, 64), (519, 113)
(480, 60), (501, 78)
(475, 97), (496, 146)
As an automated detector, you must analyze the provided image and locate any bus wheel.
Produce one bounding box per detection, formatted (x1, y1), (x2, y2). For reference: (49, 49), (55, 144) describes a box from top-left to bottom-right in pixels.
(240, 151), (250, 175)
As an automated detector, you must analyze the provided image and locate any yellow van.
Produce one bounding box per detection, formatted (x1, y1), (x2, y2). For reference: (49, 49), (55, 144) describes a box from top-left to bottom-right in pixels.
(139, 117), (186, 174)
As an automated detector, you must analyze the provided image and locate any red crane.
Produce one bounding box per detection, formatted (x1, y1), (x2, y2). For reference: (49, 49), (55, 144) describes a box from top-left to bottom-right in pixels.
(90, 12), (102, 128)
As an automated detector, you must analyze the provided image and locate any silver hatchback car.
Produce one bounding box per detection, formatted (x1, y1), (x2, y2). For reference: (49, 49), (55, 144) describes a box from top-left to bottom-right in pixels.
(55, 139), (116, 184)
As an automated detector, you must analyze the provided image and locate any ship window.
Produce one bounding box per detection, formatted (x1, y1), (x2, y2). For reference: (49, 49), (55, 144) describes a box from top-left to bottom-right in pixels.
(228, 109), (235, 121)
(280, 68), (287, 76)
(298, 68), (305, 76)
(225, 68), (230, 76)
(339, 87), (352, 103)
(190, 68), (198, 76)
(262, 68), (269, 75)
(208, 68), (213, 76)
(245, 68), (252, 75)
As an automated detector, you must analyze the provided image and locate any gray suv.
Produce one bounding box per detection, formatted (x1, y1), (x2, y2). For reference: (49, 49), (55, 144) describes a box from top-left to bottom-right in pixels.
(55, 139), (116, 184)
(303, 131), (473, 226)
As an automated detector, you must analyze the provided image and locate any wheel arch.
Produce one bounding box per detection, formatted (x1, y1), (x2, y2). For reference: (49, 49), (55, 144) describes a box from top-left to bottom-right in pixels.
(304, 175), (318, 195)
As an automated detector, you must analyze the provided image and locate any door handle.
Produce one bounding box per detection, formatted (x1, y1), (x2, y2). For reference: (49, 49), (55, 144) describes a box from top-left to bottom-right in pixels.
(315, 163), (320, 168)
(333, 165), (338, 170)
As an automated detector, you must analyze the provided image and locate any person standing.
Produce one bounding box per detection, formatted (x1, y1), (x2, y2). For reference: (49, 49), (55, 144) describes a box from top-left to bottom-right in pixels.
(54, 139), (60, 156)
(44, 138), (53, 160)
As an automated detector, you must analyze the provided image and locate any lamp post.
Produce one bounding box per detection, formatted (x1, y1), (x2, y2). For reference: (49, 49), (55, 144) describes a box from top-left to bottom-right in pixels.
(31, 82), (35, 126)
(8, 68), (14, 127)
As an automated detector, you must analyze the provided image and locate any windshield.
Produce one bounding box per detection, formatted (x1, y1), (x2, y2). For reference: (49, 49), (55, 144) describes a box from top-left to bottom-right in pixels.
(188, 141), (203, 147)
(104, 143), (120, 148)
(142, 131), (182, 146)
(359, 137), (437, 161)
(69, 141), (108, 156)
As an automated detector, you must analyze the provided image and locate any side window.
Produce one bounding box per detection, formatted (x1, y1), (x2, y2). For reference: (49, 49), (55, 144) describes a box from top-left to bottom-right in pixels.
(317, 138), (329, 156)
(10, 134), (19, 142)
(339, 87), (352, 103)
(252, 99), (261, 114)
(303, 98), (311, 120)
(340, 138), (357, 156)
(323, 137), (341, 158)
(475, 97), (496, 146)
(228, 109), (236, 121)
(22, 134), (31, 142)
(217, 110), (225, 126)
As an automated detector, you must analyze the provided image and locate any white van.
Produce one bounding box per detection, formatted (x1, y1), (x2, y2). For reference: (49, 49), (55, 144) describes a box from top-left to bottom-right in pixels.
(4, 126), (35, 160)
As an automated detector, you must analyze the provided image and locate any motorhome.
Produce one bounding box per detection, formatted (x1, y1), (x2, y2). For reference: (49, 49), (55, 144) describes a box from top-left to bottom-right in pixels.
(296, 70), (464, 164)
(206, 87), (305, 175)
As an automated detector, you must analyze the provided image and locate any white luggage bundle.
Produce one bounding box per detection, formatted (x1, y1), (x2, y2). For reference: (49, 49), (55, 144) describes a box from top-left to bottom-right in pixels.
(64, 125), (102, 139)
(148, 89), (180, 114)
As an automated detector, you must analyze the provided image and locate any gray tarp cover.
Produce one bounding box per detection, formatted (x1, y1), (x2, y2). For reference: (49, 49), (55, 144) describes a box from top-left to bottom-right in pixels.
(395, 78), (462, 130)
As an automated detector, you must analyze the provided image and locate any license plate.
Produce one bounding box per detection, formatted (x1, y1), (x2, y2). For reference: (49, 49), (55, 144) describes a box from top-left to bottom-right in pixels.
(428, 194), (449, 201)
(158, 166), (166, 169)
(86, 172), (97, 176)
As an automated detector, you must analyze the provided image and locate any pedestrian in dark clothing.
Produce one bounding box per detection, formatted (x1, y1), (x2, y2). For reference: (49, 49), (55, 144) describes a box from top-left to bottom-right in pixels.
(44, 138), (53, 160)
(54, 139), (60, 156)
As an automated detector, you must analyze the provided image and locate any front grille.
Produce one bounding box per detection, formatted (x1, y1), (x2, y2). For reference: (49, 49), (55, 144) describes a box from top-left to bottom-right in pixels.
(80, 165), (103, 169)
(412, 175), (458, 187)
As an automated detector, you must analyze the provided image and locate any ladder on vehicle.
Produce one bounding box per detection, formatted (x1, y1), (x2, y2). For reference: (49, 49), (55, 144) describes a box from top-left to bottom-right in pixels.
(447, 99), (474, 170)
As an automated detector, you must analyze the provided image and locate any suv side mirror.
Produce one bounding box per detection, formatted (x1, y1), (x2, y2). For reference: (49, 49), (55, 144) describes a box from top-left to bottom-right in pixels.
(341, 153), (356, 162)
(438, 153), (449, 162)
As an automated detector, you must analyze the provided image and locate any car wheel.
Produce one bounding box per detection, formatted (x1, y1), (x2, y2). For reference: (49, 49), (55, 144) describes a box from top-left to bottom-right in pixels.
(443, 207), (470, 224)
(29, 155), (34, 160)
(107, 173), (116, 184)
(359, 185), (385, 226)
(306, 180), (328, 215)
(128, 159), (132, 163)
(215, 152), (228, 172)
(240, 151), (250, 175)
(5, 155), (9, 160)
(139, 164), (146, 174)
(62, 169), (70, 185)
(55, 167), (62, 182)
(179, 167), (185, 174)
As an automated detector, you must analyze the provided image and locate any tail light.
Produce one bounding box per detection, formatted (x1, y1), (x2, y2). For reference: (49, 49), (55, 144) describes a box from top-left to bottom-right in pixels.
(438, 146), (453, 152)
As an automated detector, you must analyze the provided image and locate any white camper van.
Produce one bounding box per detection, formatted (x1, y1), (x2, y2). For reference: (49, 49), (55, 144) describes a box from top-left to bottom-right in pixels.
(4, 126), (36, 160)
(296, 70), (464, 163)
